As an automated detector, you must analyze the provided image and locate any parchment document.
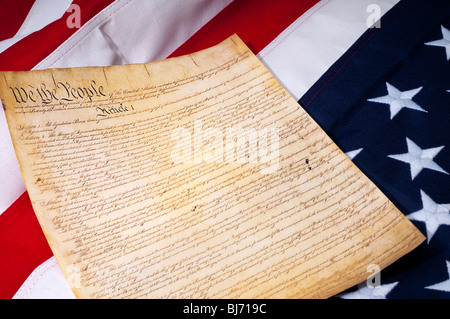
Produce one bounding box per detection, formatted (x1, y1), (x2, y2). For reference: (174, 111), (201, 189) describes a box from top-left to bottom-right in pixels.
(0, 35), (424, 298)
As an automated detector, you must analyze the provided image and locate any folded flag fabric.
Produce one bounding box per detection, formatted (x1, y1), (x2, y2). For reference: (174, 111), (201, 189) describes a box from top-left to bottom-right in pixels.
(0, 0), (448, 299)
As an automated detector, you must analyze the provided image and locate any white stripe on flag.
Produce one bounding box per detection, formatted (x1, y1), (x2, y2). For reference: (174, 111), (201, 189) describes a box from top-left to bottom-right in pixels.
(35, 0), (233, 69)
(10, 0), (400, 298)
(258, 0), (400, 100)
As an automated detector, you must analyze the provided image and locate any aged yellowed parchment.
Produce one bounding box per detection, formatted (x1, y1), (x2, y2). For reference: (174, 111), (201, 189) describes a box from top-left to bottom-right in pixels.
(0, 35), (424, 298)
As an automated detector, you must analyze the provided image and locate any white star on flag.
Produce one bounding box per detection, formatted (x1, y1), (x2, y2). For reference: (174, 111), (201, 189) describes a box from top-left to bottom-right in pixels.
(388, 138), (448, 180)
(345, 148), (363, 160)
(367, 82), (426, 119)
(425, 25), (450, 61)
(339, 282), (398, 299)
(407, 190), (450, 244)
(425, 261), (450, 293)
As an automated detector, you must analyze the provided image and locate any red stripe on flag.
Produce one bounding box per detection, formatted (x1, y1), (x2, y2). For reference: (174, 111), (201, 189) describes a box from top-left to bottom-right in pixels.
(0, 0), (114, 71)
(0, 192), (53, 298)
(0, 0), (35, 41)
(169, 0), (320, 57)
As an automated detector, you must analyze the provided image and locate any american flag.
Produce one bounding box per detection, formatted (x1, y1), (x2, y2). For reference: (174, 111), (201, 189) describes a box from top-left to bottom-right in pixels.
(0, 0), (448, 299)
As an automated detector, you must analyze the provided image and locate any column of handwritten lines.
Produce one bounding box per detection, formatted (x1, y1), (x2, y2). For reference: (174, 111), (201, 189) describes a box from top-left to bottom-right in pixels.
(23, 55), (415, 298)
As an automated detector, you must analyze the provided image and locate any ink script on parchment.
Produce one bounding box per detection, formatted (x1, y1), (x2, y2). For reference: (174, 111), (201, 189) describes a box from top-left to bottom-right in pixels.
(0, 35), (424, 298)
